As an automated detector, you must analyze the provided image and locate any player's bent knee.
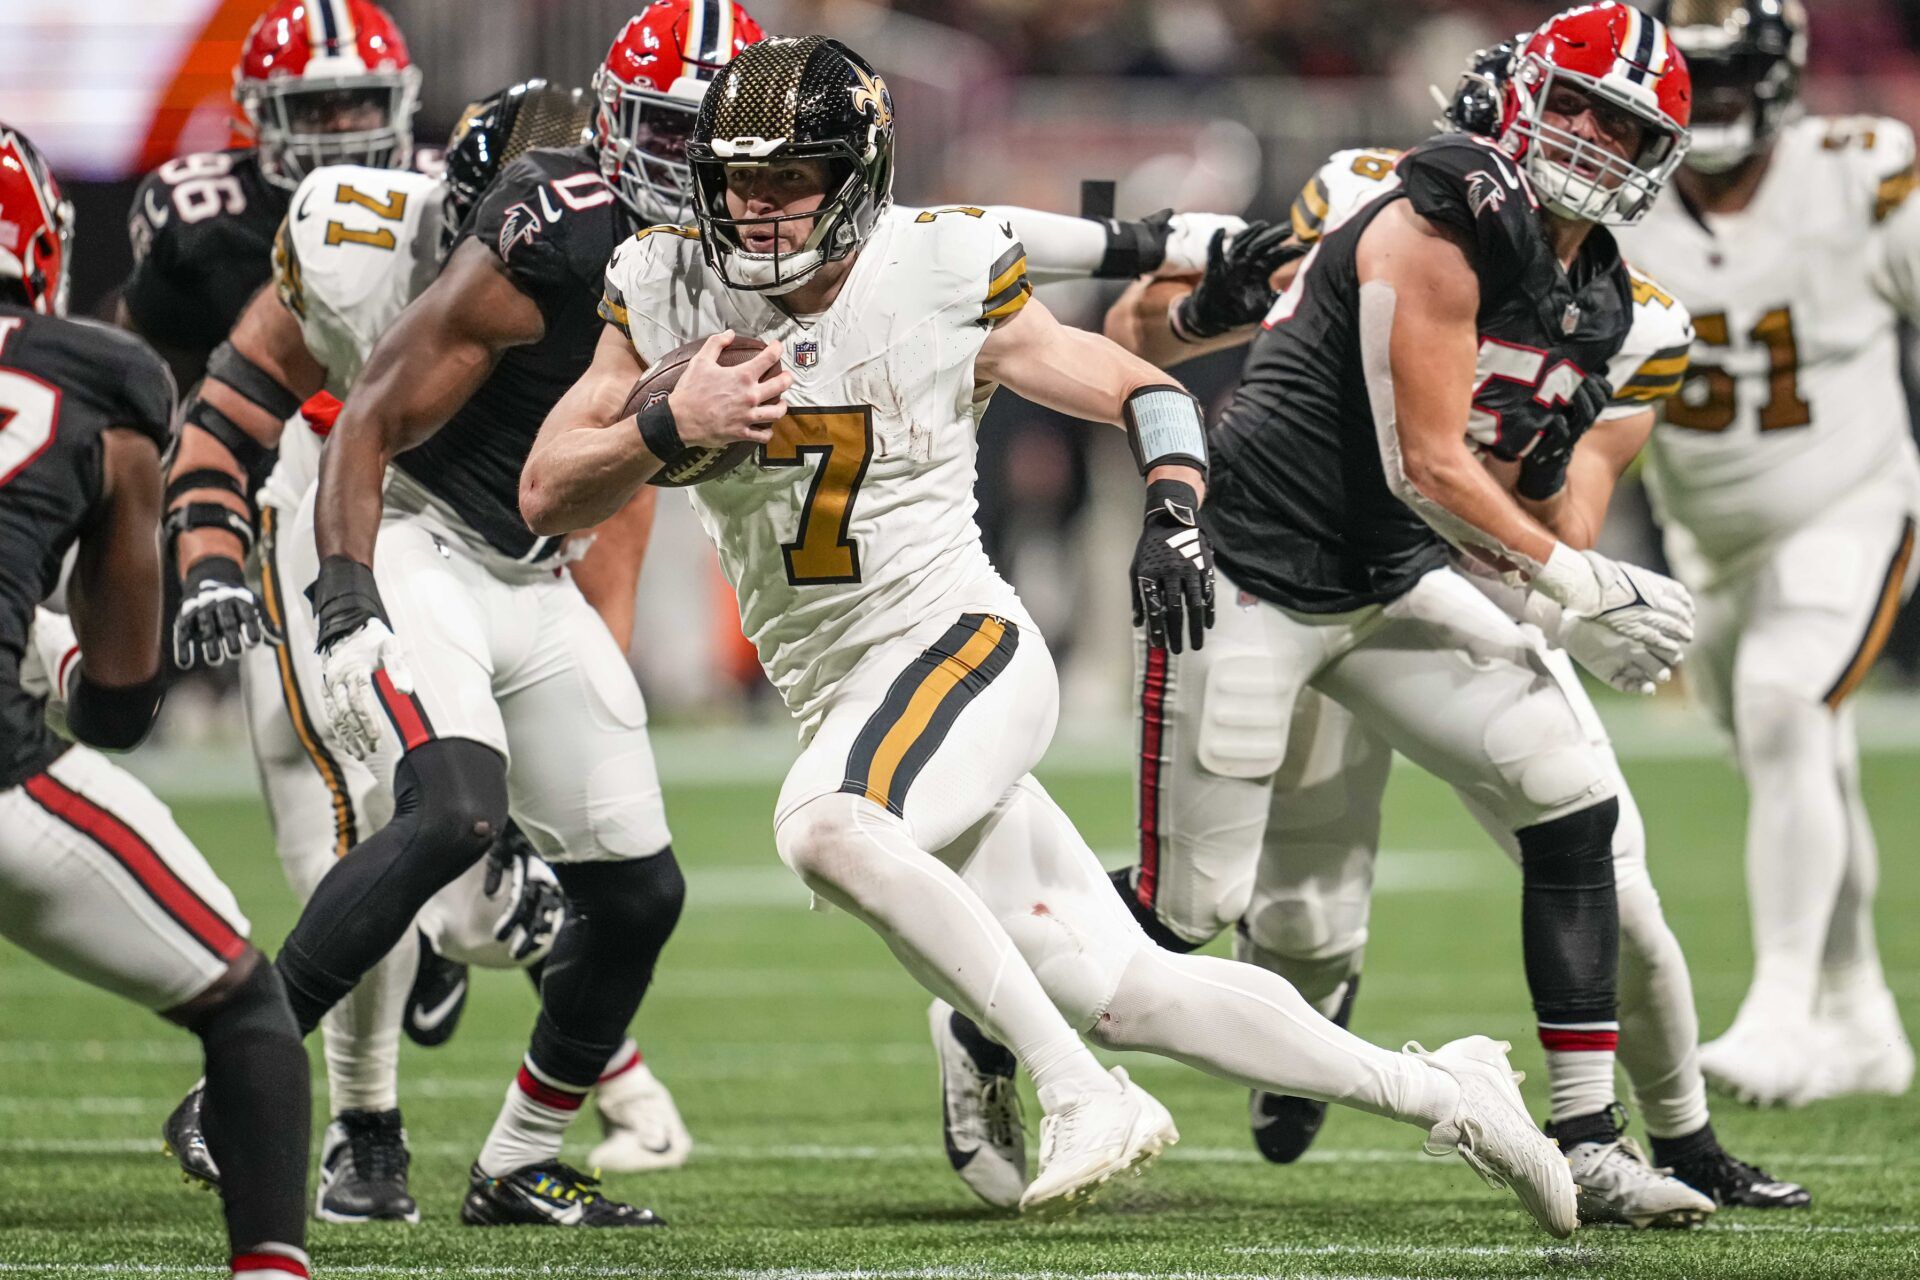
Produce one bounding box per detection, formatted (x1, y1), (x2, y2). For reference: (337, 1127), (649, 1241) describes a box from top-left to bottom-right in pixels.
(552, 850), (686, 957)
(395, 738), (510, 874)
(169, 947), (298, 1046)
(1482, 690), (1612, 827)
(1734, 683), (1833, 773)
(775, 792), (891, 902)
(1240, 884), (1369, 966)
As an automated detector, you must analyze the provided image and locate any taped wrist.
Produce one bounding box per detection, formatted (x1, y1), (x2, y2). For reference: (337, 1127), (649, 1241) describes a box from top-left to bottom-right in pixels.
(181, 396), (277, 494)
(164, 500), (255, 558)
(1533, 542), (1599, 614)
(634, 390), (683, 462)
(309, 555), (387, 652)
(1096, 211), (1171, 278)
(1125, 384), (1208, 477)
(182, 554), (247, 594)
(68, 667), (167, 751)
(207, 341), (303, 423)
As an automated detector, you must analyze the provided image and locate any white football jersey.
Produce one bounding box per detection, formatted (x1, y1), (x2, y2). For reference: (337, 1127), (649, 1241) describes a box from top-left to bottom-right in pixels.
(1618, 116), (1920, 562)
(603, 206), (1035, 731)
(257, 165), (447, 514)
(1292, 147), (1695, 425)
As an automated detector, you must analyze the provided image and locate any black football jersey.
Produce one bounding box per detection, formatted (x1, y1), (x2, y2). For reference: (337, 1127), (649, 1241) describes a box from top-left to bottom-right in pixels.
(122, 148), (289, 372)
(393, 145), (634, 560)
(1204, 135), (1638, 614)
(0, 305), (176, 788)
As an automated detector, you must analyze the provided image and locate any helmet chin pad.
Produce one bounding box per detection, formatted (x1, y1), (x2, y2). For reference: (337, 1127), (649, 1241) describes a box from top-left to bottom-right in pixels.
(1685, 116), (1761, 173)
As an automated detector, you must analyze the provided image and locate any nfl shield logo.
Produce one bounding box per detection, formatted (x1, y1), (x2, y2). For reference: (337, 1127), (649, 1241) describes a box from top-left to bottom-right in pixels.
(1562, 303), (1581, 335)
(792, 340), (820, 369)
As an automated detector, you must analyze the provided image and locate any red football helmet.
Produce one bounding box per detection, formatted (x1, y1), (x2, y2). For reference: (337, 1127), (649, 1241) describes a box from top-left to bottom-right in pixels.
(593, 0), (767, 221)
(1498, 2), (1692, 225)
(234, 0), (422, 190)
(0, 128), (73, 317)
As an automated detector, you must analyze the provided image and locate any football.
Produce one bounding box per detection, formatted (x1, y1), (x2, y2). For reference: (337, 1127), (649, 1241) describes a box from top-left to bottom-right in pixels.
(625, 335), (773, 488)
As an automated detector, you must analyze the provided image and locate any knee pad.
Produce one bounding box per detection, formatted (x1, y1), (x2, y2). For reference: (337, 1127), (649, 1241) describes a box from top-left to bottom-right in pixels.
(1482, 685), (1611, 827)
(1239, 871), (1371, 966)
(391, 738), (510, 883)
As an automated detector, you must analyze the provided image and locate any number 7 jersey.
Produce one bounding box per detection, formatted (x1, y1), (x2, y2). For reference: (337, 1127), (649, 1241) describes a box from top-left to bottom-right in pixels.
(1617, 116), (1920, 562)
(603, 206), (1034, 731)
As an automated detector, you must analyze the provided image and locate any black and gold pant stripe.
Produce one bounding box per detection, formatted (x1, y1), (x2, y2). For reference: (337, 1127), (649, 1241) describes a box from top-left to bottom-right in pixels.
(257, 507), (360, 858)
(840, 614), (1019, 817)
(1825, 516), (1917, 709)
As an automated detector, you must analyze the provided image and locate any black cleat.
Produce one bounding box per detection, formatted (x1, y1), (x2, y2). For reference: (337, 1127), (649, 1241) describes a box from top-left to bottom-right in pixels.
(1250, 976), (1359, 1163)
(316, 1109), (420, 1224)
(1668, 1146), (1811, 1210)
(459, 1160), (664, 1228)
(162, 1083), (219, 1189)
(403, 930), (470, 1048)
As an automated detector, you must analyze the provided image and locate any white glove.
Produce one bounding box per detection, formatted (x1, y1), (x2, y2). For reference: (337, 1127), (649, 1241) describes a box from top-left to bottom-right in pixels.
(20, 607), (79, 736)
(1524, 594), (1677, 696)
(1533, 543), (1694, 672)
(1159, 213), (1250, 275)
(318, 618), (413, 761)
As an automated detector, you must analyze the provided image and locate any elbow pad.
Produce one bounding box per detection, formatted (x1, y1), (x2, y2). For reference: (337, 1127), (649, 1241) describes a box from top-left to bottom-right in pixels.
(67, 668), (167, 752)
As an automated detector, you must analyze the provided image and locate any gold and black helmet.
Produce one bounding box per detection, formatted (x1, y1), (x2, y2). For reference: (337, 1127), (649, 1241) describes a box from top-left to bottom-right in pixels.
(687, 35), (895, 294)
(442, 79), (593, 251)
(1648, 0), (1806, 173)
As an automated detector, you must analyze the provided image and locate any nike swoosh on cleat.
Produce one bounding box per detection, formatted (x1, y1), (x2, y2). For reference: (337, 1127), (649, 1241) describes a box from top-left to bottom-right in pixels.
(410, 981), (467, 1032)
(940, 1086), (978, 1170)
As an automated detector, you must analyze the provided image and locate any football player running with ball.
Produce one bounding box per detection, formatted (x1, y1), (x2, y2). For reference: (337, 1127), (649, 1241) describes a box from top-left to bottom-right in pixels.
(0, 128), (312, 1280)
(1625, 0), (1918, 1109)
(526, 35), (1582, 1234)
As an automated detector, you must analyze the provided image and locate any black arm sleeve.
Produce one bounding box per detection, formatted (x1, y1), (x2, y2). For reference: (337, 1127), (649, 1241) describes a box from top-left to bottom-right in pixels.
(67, 668), (167, 752)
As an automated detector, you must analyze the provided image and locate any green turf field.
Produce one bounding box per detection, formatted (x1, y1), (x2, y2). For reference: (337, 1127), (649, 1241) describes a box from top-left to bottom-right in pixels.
(2, 732), (1917, 1279)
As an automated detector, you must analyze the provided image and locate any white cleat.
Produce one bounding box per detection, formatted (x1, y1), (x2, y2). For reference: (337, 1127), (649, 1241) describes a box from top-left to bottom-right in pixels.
(1805, 986), (1914, 1102)
(1017, 1067), (1177, 1218)
(1410, 1036), (1578, 1239)
(588, 1060), (693, 1173)
(928, 999), (1027, 1209)
(1566, 1136), (1715, 1229)
(1699, 1010), (1820, 1108)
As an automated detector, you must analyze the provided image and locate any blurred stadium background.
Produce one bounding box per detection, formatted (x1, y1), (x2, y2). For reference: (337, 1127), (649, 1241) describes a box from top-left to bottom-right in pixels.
(8, 0), (1920, 738)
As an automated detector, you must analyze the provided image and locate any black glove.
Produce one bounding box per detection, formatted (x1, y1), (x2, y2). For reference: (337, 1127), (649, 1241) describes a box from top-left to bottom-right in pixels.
(483, 821), (567, 963)
(172, 557), (265, 669)
(1173, 222), (1306, 341)
(1096, 208), (1175, 278)
(1131, 478), (1215, 654)
(1517, 370), (1614, 502)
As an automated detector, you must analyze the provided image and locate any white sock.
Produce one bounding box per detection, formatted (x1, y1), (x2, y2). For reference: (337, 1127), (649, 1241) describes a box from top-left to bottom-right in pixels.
(1735, 688), (1848, 1021)
(598, 1039), (642, 1085)
(231, 1243), (309, 1279)
(476, 1059), (586, 1177)
(1617, 874), (1709, 1138)
(777, 793), (1113, 1098)
(1542, 1043), (1617, 1125)
(1822, 710), (1888, 1001)
(1093, 947), (1460, 1130)
(320, 928), (416, 1114)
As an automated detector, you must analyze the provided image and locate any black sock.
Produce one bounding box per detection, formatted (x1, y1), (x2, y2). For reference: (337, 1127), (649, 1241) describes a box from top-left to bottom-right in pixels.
(529, 853), (685, 1087)
(277, 739), (507, 1035)
(1517, 799), (1621, 1031)
(1552, 1105), (1624, 1149)
(189, 960), (309, 1255)
(1650, 1122), (1721, 1167)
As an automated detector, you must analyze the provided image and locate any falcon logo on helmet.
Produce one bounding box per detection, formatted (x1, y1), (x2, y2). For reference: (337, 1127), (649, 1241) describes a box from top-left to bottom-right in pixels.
(234, 0), (423, 190)
(686, 36), (897, 296)
(0, 127), (74, 316)
(592, 0), (769, 223)
(1494, 1), (1694, 225)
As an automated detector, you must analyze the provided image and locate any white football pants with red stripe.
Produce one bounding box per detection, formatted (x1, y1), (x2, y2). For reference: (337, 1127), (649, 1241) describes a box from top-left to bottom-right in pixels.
(0, 745), (250, 1012)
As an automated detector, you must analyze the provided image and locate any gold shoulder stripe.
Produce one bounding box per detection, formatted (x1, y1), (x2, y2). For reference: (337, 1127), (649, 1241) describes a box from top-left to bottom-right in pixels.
(986, 244), (1027, 300)
(632, 224), (701, 243)
(1633, 354), (1690, 380)
(982, 277), (1031, 324)
(1302, 176), (1331, 220)
(1290, 202), (1321, 244)
(272, 217), (306, 319)
(598, 294), (631, 335)
(1876, 166), (1917, 223)
(1615, 379), (1684, 403)
(915, 206), (985, 223)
